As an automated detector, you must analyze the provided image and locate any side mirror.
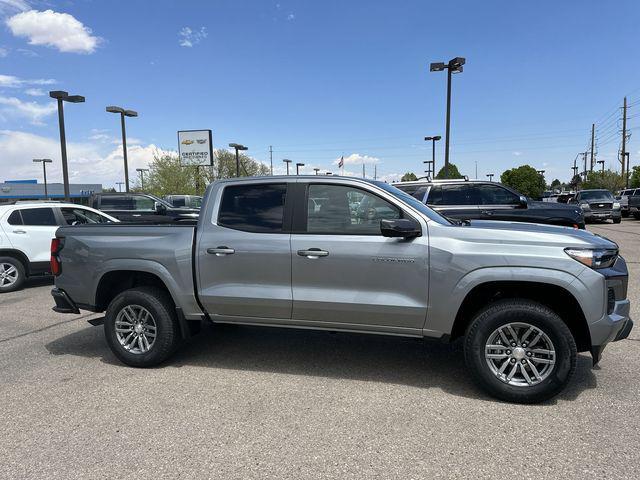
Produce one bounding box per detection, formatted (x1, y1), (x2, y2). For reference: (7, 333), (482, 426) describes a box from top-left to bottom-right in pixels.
(518, 195), (528, 208)
(380, 219), (421, 238)
(154, 202), (167, 214)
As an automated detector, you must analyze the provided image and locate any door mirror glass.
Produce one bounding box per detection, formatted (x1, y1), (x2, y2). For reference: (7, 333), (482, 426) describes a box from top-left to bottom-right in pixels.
(154, 202), (167, 214)
(380, 219), (421, 238)
(518, 195), (528, 208)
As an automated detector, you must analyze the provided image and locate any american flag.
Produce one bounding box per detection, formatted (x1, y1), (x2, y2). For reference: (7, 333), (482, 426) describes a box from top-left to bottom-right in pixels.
(338, 156), (344, 168)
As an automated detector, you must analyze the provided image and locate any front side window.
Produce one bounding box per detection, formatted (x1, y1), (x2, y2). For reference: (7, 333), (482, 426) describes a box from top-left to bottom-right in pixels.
(19, 208), (57, 226)
(218, 184), (287, 233)
(61, 208), (111, 225)
(133, 196), (155, 211)
(307, 184), (400, 235)
(475, 184), (519, 205)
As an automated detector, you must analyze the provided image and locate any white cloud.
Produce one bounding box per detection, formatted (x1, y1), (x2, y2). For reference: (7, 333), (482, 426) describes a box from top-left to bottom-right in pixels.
(89, 133), (110, 141)
(178, 26), (207, 47)
(0, 95), (56, 125)
(17, 48), (37, 57)
(23, 87), (44, 96)
(0, 46), (7, 57)
(0, 130), (168, 186)
(512, 151), (522, 156)
(6, 9), (100, 54)
(0, 74), (56, 88)
(0, 0), (29, 15)
(332, 153), (381, 166)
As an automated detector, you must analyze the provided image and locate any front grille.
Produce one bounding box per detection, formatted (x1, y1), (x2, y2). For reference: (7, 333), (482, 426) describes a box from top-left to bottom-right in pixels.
(607, 288), (615, 314)
(590, 202), (613, 210)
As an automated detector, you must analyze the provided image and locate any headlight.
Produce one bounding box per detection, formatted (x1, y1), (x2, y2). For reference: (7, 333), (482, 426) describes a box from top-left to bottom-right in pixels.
(613, 202), (621, 209)
(564, 248), (618, 269)
(580, 203), (590, 210)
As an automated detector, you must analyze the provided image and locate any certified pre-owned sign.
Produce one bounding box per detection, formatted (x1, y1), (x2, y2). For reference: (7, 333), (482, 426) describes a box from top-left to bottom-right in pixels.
(177, 130), (213, 166)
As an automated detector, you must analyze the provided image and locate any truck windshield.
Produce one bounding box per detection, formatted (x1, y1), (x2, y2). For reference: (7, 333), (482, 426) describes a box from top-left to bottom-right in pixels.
(368, 180), (453, 225)
(579, 191), (614, 201)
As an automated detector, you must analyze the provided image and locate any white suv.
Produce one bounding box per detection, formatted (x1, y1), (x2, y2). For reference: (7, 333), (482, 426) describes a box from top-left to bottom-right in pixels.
(0, 202), (118, 292)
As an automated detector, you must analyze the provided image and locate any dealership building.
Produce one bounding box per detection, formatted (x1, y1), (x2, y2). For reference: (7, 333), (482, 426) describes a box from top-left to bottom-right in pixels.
(0, 180), (102, 204)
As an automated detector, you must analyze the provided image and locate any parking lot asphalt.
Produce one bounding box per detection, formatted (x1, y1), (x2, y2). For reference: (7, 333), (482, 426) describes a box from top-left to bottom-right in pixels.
(1, 220), (639, 479)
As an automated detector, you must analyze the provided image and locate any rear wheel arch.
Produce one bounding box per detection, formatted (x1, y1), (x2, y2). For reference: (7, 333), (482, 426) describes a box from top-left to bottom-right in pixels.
(0, 249), (30, 274)
(451, 281), (591, 352)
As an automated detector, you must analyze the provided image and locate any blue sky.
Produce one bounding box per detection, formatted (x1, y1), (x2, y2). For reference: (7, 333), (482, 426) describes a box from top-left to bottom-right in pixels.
(1, 0), (639, 188)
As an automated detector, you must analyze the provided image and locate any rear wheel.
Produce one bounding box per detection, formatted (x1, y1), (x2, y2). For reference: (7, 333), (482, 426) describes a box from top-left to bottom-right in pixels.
(104, 287), (179, 367)
(0, 257), (26, 293)
(464, 299), (576, 403)
(613, 217), (622, 224)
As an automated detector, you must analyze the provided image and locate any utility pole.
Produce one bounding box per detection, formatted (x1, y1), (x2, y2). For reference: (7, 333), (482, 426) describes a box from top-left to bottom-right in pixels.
(590, 123), (595, 172)
(625, 152), (630, 188)
(269, 145), (273, 175)
(621, 97), (627, 180)
(582, 152), (589, 182)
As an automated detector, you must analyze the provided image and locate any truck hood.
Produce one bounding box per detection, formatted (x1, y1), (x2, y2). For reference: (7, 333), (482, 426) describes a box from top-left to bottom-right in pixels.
(528, 200), (581, 213)
(463, 219), (617, 249)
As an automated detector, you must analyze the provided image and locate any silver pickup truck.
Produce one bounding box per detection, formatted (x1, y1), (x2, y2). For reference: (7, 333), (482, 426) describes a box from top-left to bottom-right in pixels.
(51, 176), (633, 403)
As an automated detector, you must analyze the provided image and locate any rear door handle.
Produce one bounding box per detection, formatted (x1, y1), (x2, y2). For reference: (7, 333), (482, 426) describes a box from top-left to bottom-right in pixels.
(481, 210), (493, 216)
(13, 230), (26, 234)
(297, 248), (329, 258)
(207, 246), (235, 256)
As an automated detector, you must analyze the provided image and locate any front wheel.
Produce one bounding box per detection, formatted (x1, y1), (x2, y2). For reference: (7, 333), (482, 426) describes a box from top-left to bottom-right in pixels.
(104, 287), (180, 367)
(613, 217), (622, 224)
(0, 257), (26, 293)
(464, 299), (576, 403)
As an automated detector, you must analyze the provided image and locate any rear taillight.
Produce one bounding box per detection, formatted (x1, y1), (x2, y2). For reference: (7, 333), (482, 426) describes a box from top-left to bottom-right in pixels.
(51, 238), (63, 276)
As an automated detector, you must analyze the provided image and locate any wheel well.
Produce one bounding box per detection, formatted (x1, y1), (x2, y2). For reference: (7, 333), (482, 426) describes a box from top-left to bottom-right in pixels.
(0, 249), (29, 274)
(451, 281), (591, 352)
(95, 270), (173, 311)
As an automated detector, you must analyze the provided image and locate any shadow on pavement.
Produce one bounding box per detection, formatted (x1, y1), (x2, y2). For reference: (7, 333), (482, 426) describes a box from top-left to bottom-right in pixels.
(46, 322), (597, 404)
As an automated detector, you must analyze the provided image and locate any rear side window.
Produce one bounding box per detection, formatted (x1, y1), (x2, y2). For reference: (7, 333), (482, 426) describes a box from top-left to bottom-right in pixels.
(7, 210), (22, 225)
(100, 195), (132, 210)
(19, 208), (57, 226)
(430, 184), (479, 205)
(218, 184), (287, 233)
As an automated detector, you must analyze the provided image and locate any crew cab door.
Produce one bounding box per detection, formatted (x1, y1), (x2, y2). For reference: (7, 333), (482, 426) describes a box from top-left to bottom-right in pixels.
(427, 184), (482, 221)
(474, 183), (526, 222)
(290, 181), (429, 333)
(1, 207), (58, 263)
(196, 182), (292, 319)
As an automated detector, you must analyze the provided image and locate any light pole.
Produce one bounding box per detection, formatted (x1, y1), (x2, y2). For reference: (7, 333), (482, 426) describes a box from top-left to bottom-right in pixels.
(33, 158), (52, 199)
(116, 182), (124, 192)
(429, 57), (465, 179)
(424, 135), (441, 177)
(136, 168), (149, 191)
(50, 91), (85, 201)
(106, 106), (138, 192)
(486, 173), (494, 181)
(229, 143), (248, 177)
(597, 160), (605, 174)
(625, 152), (630, 188)
(296, 163), (305, 175)
(313, 168), (320, 175)
(283, 159), (292, 175)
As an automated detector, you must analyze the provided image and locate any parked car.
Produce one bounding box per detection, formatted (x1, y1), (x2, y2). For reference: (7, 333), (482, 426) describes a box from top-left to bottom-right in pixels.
(628, 192), (640, 219)
(163, 195), (203, 209)
(394, 179), (585, 228)
(52, 176), (632, 403)
(90, 192), (200, 224)
(615, 188), (638, 218)
(0, 202), (117, 292)
(569, 189), (621, 224)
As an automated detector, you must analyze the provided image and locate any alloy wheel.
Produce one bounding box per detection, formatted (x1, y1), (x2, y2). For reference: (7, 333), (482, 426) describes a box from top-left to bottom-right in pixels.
(0, 263), (18, 288)
(115, 305), (157, 354)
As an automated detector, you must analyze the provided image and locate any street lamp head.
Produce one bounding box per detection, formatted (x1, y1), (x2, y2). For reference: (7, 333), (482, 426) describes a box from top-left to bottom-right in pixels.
(106, 106), (125, 114)
(450, 57), (466, 67)
(33, 158), (53, 163)
(429, 62), (446, 72)
(66, 95), (85, 103)
(229, 143), (248, 151)
(425, 136), (442, 141)
(49, 90), (69, 99)
(283, 159), (292, 163)
(296, 163), (305, 167)
(124, 110), (138, 117)
(433, 135), (442, 141)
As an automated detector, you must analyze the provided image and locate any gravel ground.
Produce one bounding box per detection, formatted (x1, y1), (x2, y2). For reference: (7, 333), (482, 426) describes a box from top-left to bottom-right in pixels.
(0, 219), (639, 479)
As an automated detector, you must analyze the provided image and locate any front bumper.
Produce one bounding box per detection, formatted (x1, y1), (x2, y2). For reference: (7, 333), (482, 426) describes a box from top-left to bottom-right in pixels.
(583, 209), (621, 221)
(51, 287), (80, 314)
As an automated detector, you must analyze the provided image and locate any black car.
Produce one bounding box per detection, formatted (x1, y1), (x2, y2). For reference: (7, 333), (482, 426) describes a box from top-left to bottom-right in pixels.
(90, 193), (200, 224)
(394, 180), (585, 228)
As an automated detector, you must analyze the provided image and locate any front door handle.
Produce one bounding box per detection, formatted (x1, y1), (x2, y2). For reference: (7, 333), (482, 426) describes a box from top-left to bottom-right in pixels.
(13, 230), (26, 234)
(481, 210), (493, 216)
(297, 248), (329, 259)
(207, 246), (235, 256)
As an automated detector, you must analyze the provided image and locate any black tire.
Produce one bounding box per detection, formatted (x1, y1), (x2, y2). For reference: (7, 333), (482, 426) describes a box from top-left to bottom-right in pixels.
(464, 299), (576, 404)
(622, 211), (630, 218)
(104, 287), (180, 367)
(0, 256), (26, 293)
(613, 217), (622, 224)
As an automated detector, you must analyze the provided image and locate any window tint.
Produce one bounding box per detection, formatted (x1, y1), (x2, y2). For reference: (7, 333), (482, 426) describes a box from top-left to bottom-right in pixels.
(307, 184), (400, 235)
(475, 184), (519, 205)
(20, 208), (57, 226)
(430, 184), (479, 205)
(7, 210), (22, 225)
(61, 208), (111, 225)
(133, 195), (155, 210)
(218, 184), (287, 233)
(100, 195), (133, 210)
(170, 197), (186, 207)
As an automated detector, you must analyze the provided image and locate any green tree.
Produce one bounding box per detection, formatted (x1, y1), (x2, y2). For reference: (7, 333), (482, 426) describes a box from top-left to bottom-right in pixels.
(630, 166), (640, 188)
(435, 163), (464, 179)
(569, 174), (582, 190)
(581, 169), (624, 192)
(400, 172), (418, 182)
(550, 179), (561, 191)
(500, 165), (546, 198)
